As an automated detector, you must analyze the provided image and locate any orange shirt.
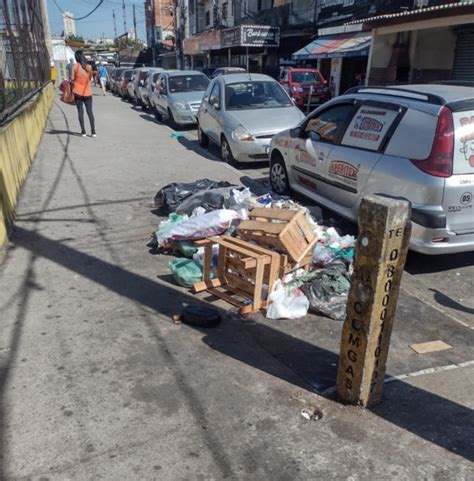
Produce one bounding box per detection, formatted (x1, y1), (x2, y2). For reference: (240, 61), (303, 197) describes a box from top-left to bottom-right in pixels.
(72, 63), (92, 97)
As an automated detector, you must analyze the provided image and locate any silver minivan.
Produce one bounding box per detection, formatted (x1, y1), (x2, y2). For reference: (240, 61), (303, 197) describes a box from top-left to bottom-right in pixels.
(152, 70), (210, 128)
(269, 85), (474, 254)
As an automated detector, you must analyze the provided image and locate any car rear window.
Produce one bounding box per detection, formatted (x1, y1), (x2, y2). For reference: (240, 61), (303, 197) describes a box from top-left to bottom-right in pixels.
(341, 105), (399, 151)
(452, 111), (474, 175)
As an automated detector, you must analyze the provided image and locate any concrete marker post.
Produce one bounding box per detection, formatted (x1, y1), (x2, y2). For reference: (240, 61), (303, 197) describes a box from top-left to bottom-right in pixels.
(336, 195), (411, 407)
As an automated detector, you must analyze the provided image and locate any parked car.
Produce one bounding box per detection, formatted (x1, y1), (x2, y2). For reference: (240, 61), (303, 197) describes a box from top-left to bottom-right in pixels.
(119, 69), (134, 98)
(128, 67), (147, 103)
(153, 70), (210, 128)
(142, 68), (165, 108)
(127, 69), (139, 101)
(106, 66), (115, 90)
(210, 67), (246, 79)
(111, 68), (126, 94)
(136, 69), (151, 106)
(279, 67), (331, 109)
(268, 84), (474, 254)
(197, 73), (305, 164)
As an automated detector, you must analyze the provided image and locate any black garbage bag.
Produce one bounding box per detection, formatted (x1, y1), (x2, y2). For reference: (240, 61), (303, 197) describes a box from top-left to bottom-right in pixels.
(300, 262), (351, 321)
(154, 179), (235, 213)
(175, 186), (240, 215)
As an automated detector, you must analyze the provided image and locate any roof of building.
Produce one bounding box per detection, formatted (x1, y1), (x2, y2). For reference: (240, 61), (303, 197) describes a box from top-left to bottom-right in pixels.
(346, 1), (474, 26)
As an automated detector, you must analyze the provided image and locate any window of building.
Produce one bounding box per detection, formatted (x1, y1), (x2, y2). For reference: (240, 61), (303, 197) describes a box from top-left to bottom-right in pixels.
(222, 1), (228, 20)
(205, 10), (210, 25)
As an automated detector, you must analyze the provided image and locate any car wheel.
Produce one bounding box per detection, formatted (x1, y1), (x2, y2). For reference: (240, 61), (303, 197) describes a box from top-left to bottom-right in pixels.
(270, 154), (290, 195)
(221, 136), (237, 166)
(168, 109), (178, 130)
(197, 123), (209, 148)
(154, 108), (163, 122)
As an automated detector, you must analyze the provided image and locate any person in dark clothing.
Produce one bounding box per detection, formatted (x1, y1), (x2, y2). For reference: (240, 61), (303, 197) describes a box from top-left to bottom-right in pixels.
(70, 50), (96, 137)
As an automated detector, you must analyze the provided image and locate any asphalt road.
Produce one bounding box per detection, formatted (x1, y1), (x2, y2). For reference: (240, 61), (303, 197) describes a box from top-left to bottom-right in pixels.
(0, 90), (472, 480)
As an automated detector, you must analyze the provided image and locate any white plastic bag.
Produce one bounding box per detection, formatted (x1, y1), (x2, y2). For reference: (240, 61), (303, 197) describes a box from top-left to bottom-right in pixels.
(266, 280), (309, 320)
(156, 209), (240, 247)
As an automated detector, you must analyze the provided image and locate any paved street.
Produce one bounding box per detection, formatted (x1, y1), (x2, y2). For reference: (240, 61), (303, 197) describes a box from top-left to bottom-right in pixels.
(0, 90), (473, 480)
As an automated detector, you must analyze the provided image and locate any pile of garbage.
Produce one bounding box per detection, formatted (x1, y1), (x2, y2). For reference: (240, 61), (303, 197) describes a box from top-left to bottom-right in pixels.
(151, 179), (355, 321)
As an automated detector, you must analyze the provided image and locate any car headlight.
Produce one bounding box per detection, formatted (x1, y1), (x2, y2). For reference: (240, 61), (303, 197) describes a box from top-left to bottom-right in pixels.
(173, 101), (188, 111)
(232, 125), (254, 142)
(292, 86), (304, 93)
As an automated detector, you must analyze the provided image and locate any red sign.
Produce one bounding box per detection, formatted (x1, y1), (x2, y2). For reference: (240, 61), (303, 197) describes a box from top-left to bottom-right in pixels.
(329, 161), (359, 181)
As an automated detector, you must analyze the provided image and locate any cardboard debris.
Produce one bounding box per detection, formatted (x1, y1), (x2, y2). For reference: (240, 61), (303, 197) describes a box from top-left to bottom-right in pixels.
(409, 340), (452, 354)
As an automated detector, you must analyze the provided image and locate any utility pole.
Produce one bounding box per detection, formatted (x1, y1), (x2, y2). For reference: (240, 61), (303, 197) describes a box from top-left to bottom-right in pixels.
(151, 0), (156, 66)
(113, 9), (117, 38)
(133, 3), (137, 40)
(122, 0), (127, 34)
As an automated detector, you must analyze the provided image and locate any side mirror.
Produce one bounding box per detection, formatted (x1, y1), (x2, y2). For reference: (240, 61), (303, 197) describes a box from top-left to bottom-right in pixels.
(289, 127), (302, 138)
(211, 100), (220, 110)
(308, 130), (321, 142)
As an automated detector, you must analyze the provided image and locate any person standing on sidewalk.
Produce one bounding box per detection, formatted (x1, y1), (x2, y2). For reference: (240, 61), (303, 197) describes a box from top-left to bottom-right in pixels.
(70, 50), (96, 138)
(98, 62), (108, 95)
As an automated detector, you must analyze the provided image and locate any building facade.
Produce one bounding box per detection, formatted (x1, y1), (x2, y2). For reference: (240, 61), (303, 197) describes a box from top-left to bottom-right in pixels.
(145, 0), (175, 65)
(63, 12), (76, 38)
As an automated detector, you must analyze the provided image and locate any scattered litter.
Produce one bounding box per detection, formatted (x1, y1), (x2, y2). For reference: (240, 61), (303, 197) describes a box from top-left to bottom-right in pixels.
(152, 179), (357, 320)
(301, 406), (323, 421)
(172, 314), (182, 324)
(169, 258), (203, 288)
(170, 131), (184, 139)
(410, 340), (452, 354)
(266, 280), (309, 320)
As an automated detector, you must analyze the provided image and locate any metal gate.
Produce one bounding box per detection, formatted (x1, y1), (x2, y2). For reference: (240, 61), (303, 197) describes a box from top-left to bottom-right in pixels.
(452, 28), (474, 81)
(0, 0), (50, 123)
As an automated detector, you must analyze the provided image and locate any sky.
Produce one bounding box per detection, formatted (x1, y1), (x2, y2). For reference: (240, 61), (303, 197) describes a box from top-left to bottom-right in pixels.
(46, 0), (147, 41)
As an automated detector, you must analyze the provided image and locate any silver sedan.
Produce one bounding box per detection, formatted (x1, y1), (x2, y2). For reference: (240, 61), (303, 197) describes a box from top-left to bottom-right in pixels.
(197, 73), (305, 164)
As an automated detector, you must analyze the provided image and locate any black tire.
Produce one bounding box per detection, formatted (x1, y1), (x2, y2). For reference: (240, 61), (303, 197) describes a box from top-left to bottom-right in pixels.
(182, 306), (221, 328)
(168, 109), (178, 130)
(154, 108), (163, 122)
(221, 136), (237, 166)
(197, 123), (209, 148)
(270, 153), (290, 195)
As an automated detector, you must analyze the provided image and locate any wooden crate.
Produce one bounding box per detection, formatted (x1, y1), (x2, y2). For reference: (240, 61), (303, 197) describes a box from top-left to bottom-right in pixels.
(192, 236), (281, 314)
(237, 208), (317, 263)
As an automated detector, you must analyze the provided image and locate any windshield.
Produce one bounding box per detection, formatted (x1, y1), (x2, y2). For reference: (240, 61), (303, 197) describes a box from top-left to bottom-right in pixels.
(152, 72), (161, 82)
(225, 81), (292, 110)
(291, 71), (323, 84)
(168, 75), (209, 93)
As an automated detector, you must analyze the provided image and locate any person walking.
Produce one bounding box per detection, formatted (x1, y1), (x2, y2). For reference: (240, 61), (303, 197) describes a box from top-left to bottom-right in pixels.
(66, 58), (74, 77)
(70, 50), (96, 138)
(98, 62), (108, 95)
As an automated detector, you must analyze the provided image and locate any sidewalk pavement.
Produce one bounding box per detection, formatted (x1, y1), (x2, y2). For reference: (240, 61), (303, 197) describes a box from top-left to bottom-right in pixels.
(0, 92), (472, 480)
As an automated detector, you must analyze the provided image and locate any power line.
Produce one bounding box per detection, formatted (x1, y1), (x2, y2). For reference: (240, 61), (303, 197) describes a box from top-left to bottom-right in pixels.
(51, 0), (105, 20)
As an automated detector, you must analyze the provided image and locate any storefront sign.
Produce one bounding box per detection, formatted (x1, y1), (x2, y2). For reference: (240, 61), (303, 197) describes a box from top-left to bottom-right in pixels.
(221, 25), (280, 48)
(336, 195), (411, 407)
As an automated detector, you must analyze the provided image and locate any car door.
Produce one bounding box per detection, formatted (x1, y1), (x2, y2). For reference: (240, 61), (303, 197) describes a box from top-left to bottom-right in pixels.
(198, 80), (215, 135)
(289, 102), (357, 199)
(155, 76), (167, 115)
(328, 100), (403, 208)
(206, 81), (222, 143)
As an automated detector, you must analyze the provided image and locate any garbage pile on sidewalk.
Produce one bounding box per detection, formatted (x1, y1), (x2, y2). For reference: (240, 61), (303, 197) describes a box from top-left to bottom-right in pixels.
(150, 179), (355, 321)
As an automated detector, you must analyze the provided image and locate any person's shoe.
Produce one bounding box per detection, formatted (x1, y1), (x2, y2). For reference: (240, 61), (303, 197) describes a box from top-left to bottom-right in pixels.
(91, 133), (97, 138)
(81, 132), (86, 138)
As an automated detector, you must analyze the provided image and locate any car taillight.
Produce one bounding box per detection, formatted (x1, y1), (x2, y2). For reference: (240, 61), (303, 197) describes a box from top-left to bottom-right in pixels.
(411, 106), (453, 177)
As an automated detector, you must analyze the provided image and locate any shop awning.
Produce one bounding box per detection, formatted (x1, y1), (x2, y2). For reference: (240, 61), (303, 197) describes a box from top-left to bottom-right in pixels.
(292, 32), (371, 60)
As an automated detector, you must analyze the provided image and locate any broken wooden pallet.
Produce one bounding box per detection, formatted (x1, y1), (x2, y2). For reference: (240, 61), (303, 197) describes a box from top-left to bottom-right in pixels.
(237, 208), (317, 263)
(192, 236), (281, 314)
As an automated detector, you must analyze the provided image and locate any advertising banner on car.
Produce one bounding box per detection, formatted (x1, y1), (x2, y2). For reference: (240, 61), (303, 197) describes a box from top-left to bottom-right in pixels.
(341, 106), (399, 151)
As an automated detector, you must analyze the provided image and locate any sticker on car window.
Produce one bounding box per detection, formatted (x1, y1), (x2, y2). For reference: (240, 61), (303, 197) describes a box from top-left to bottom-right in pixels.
(453, 112), (474, 174)
(342, 107), (399, 151)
